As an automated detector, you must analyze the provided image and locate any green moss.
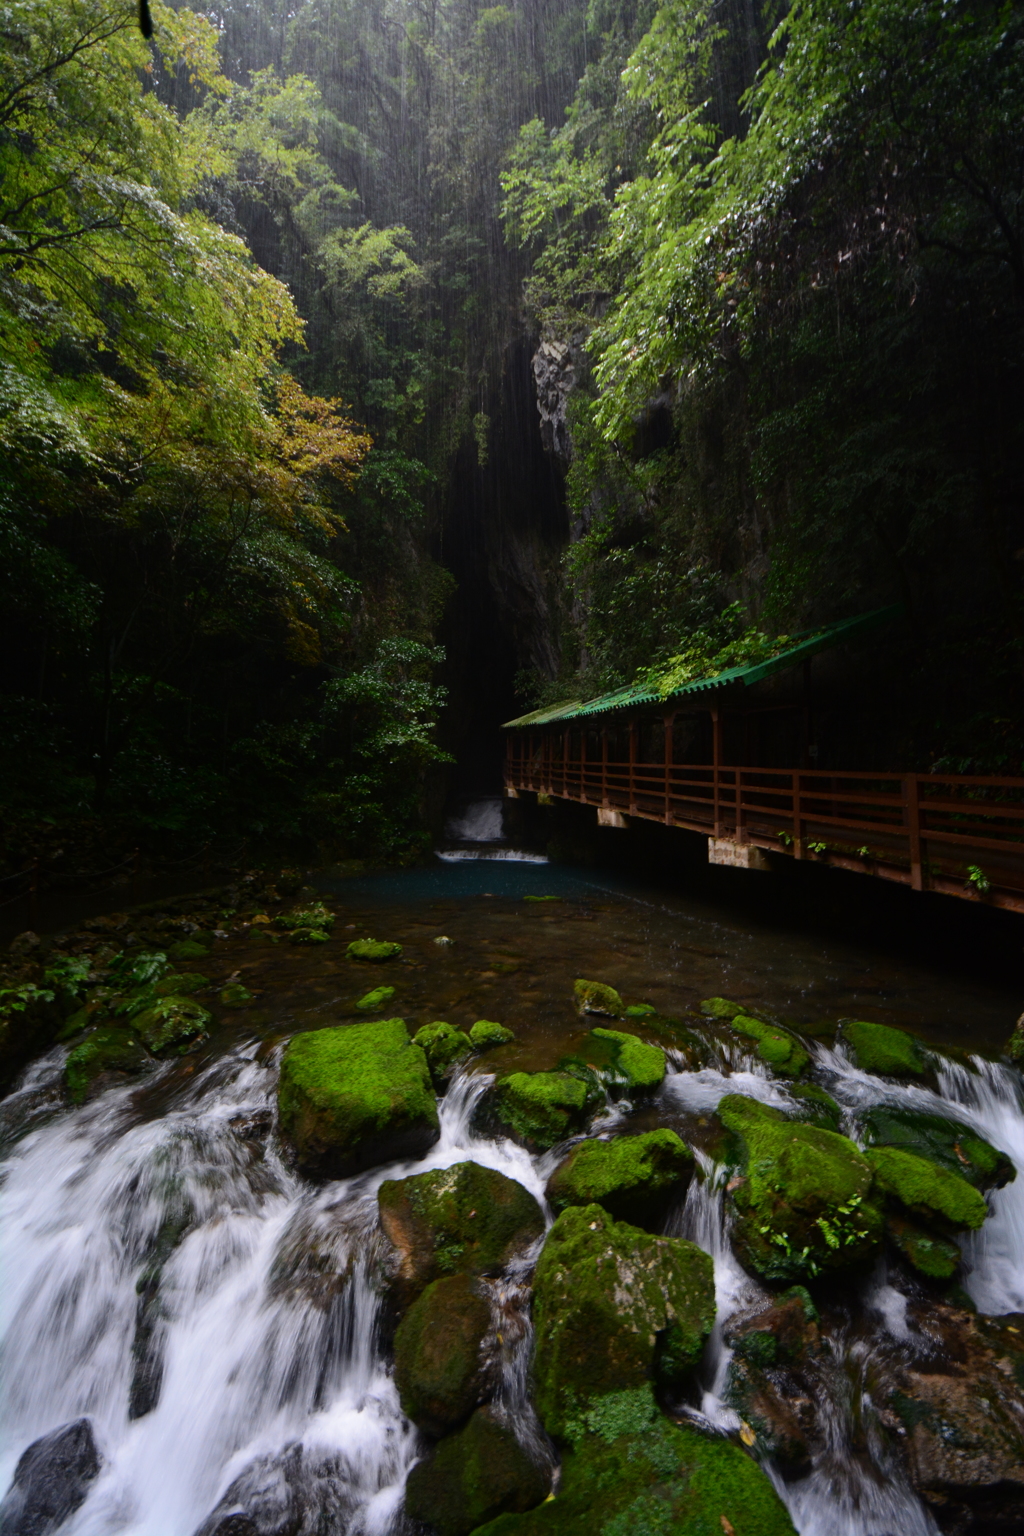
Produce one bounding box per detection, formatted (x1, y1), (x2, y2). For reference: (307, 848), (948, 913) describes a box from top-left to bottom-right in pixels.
(404, 1406), (550, 1536)
(278, 1019), (438, 1175)
(346, 939), (402, 961)
(274, 902), (335, 932)
(574, 979), (623, 1017)
(719, 1094), (883, 1282)
(219, 983), (253, 1007)
(531, 1204), (714, 1439)
(700, 997), (744, 1020)
(473, 1406), (796, 1536)
(290, 926), (330, 944)
(864, 1145), (988, 1230)
(861, 1106), (1014, 1191)
(588, 1028), (666, 1092)
(356, 985), (395, 1012)
(546, 1130), (693, 1229)
(839, 1019), (928, 1077)
(413, 1021), (473, 1083)
(378, 1160), (544, 1298)
(624, 1004), (657, 1017)
(110, 950), (169, 987)
(729, 1015), (809, 1076)
(1007, 1020), (1024, 1063)
(486, 1071), (593, 1151)
(786, 1083), (841, 1130)
(153, 972), (208, 997)
(393, 1272), (491, 1434)
(470, 1018), (515, 1049)
(168, 939), (210, 961)
(886, 1214), (961, 1277)
(524, 894), (562, 903)
(132, 996), (212, 1055)
(65, 1026), (151, 1103)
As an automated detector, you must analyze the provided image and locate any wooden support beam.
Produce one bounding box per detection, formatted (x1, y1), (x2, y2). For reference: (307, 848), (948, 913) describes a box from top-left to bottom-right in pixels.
(904, 774), (925, 890)
(712, 707), (722, 837)
(629, 719), (638, 814)
(664, 712), (675, 824)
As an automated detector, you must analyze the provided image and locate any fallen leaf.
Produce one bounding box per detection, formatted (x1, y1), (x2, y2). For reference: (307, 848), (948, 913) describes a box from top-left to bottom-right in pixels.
(739, 1421), (756, 1447)
(721, 1519), (736, 1535)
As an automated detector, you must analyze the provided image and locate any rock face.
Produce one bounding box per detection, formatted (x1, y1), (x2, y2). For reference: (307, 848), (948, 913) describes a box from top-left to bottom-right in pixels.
(724, 1292), (822, 1473)
(277, 1020), (438, 1176)
(64, 1026), (151, 1102)
(531, 1204), (715, 1439)
(0, 1418), (102, 1536)
(378, 1161), (544, 1306)
(532, 339), (576, 460)
(393, 1272), (493, 1435)
(471, 1386), (797, 1536)
(412, 1021), (473, 1086)
(405, 1406), (550, 1536)
(481, 1071), (597, 1152)
(720, 1094), (883, 1282)
(839, 1019), (929, 1077)
(545, 1130), (692, 1230)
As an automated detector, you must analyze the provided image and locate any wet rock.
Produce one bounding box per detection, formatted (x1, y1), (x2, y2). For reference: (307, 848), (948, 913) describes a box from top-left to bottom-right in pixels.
(356, 985), (395, 1012)
(478, 1070), (598, 1152)
(265, 1201), (362, 1310)
(729, 1015), (809, 1076)
(191, 1442), (355, 1536)
(278, 1019), (438, 1176)
(393, 1272), (493, 1434)
(220, 983), (253, 1008)
(1006, 1012), (1024, 1063)
(532, 337), (575, 460)
(545, 1129), (692, 1230)
(578, 1027), (666, 1094)
(274, 903), (335, 945)
(470, 1019), (515, 1050)
(154, 971), (208, 997)
(412, 1021), (473, 1086)
(861, 1106), (1014, 1192)
(7, 930), (41, 959)
(864, 1146), (988, 1232)
(786, 1082), (842, 1130)
(64, 1026), (152, 1103)
(573, 979), (622, 1018)
(700, 995), (744, 1019)
(885, 1213), (962, 1278)
(378, 1160), (543, 1307)
(0, 1417), (102, 1535)
(720, 1094), (884, 1283)
(404, 1405), (550, 1536)
(471, 1385), (796, 1536)
(839, 1019), (929, 1077)
(346, 939), (402, 961)
(531, 1204), (715, 1439)
(132, 996), (212, 1055)
(723, 1291), (822, 1473)
(168, 939), (211, 961)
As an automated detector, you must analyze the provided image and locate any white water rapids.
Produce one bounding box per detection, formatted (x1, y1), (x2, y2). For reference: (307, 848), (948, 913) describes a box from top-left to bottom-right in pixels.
(0, 1032), (1022, 1535)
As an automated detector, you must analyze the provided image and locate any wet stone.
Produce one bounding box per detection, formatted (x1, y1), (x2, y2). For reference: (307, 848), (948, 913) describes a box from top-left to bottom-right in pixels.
(404, 1405), (550, 1536)
(0, 1418), (102, 1536)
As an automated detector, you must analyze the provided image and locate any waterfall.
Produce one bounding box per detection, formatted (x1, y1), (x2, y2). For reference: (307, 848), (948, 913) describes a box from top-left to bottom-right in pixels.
(443, 799), (506, 843)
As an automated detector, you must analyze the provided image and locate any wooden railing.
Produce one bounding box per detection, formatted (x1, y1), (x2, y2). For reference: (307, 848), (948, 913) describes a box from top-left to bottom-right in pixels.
(505, 734), (1024, 913)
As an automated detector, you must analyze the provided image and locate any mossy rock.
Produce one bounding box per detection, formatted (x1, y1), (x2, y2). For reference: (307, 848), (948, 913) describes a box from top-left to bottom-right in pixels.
(546, 1130), (693, 1230)
(278, 1019), (438, 1176)
(219, 983), (253, 1008)
(839, 1019), (929, 1077)
(700, 996), (744, 1020)
(886, 1213), (962, 1278)
(480, 1071), (595, 1152)
(573, 979), (623, 1018)
(404, 1406), (550, 1536)
(584, 1028), (666, 1094)
(720, 1094), (884, 1283)
(378, 1160), (543, 1305)
(531, 1205), (715, 1440)
(356, 985), (395, 1012)
(274, 902), (335, 932)
(168, 939), (210, 961)
(346, 939), (402, 961)
(864, 1145), (988, 1231)
(473, 1386), (796, 1536)
(413, 1021), (473, 1085)
(725, 1289), (820, 1371)
(729, 1015), (809, 1077)
(110, 950), (169, 987)
(290, 926), (330, 945)
(470, 1019), (515, 1050)
(65, 1026), (151, 1103)
(393, 1271), (492, 1435)
(132, 996), (212, 1055)
(153, 972), (208, 997)
(624, 1003), (657, 1018)
(785, 1083), (841, 1130)
(861, 1106), (1014, 1191)
(1007, 1017), (1024, 1062)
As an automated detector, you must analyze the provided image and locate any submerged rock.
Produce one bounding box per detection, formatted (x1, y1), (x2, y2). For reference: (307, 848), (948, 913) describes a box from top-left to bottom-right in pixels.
(573, 979), (623, 1017)
(168, 938), (210, 961)
(545, 1129), (692, 1230)
(64, 1026), (151, 1103)
(861, 1105), (1014, 1192)
(729, 1014), (809, 1076)
(531, 1204), (714, 1439)
(356, 985), (395, 1012)
(277, 1020), (438, 1176)
(479, 1070), (597, 1152)
(132, 996), (212, 1055)
(839, 1019), (929, 1077)
(786, 1082), (842, 1130)
(700, 995), (745, 1020)
(153, 970), (208, 996)
(470, 1019), (515, 1050)
(346, 939), (402, 961)
(378, 1160), (543, 1306)
(393, 1272), (493, 1435)
(404, 1405), (550, 1536)
(720, 1094), (884, 1282)
(0, 1418), (102, 1536)
(413, 1021), (473, 1086)
(885, 1213), (962, 1278)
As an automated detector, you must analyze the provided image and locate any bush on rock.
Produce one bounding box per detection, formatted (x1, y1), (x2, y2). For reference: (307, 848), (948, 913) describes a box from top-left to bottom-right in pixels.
(404, 1406), (550, 1536)
(545, 1130), (692, 1230)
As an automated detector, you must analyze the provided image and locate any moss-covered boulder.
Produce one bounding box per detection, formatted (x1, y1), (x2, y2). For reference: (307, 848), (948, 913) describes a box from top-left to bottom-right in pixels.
(473, 1386), (796, 1536)
(864, 1145), (988, 1231)
(720, 1094), (883, 1282)
(729, 1015), (809, 1077)
(219, 983), (253, 1008)
(346, 939), (402, 961)
(404, 1406), (550, 1536)
(393, 1272), (492, 1435)
(545, 1130), (693, 1230)
(278, 1020), (438, 1176)
(885, 1213), (962, 1278)
(480, 1071), (597, 1152)
(64, 1026), (151, 1103)
(413, 1021), (473, 1085)
(132, 996), (212, 1055)
(700, 996), (744, 1020)
(531, 1205), (714, 1439)
(573, 979), (623, 1018)
(470, 1019), (515, 1050)
(861, 1106), (1014, 1191)
(356, 985), (395, 1012)
(274, 902), (335, 934)
(378, 1161), (543, 1306)
(582, 1028), (665, 1094)
(168, 939), (210, 961)
(839, 1019), (929, 1077)
(153, 971), (208, 997)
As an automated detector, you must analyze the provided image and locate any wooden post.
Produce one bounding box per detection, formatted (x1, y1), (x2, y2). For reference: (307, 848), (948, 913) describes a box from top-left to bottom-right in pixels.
(711, 707), (723, 836)
(664, 713), (674, 824)
(736, 768), (746, 842)
(579, 727), (586, 804)
(792, 770), (803, 858)
(904, 774), (924, 891)
(563, 728), (570, 797)
(601, 723), (609, 805)
(629, 719), (638, 814)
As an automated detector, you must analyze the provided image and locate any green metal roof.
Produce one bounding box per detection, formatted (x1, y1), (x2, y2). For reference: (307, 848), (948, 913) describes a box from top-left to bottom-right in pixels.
(502, 604), (901, 729)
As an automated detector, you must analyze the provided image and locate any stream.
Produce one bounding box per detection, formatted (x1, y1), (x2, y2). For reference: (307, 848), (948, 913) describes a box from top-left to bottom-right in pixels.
(1, 808), (1022, 1536)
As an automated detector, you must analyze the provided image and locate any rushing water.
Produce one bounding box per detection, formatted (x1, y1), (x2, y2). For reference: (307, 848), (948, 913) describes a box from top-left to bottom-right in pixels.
(1, 832), (1023, 1535)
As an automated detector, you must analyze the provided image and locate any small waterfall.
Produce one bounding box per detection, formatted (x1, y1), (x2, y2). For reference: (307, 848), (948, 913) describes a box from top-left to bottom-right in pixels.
(443, 798), (505, 843)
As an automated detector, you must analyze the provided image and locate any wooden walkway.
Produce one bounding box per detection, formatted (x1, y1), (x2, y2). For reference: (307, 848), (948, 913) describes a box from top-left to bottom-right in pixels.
(504, 733), (1024, 914)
